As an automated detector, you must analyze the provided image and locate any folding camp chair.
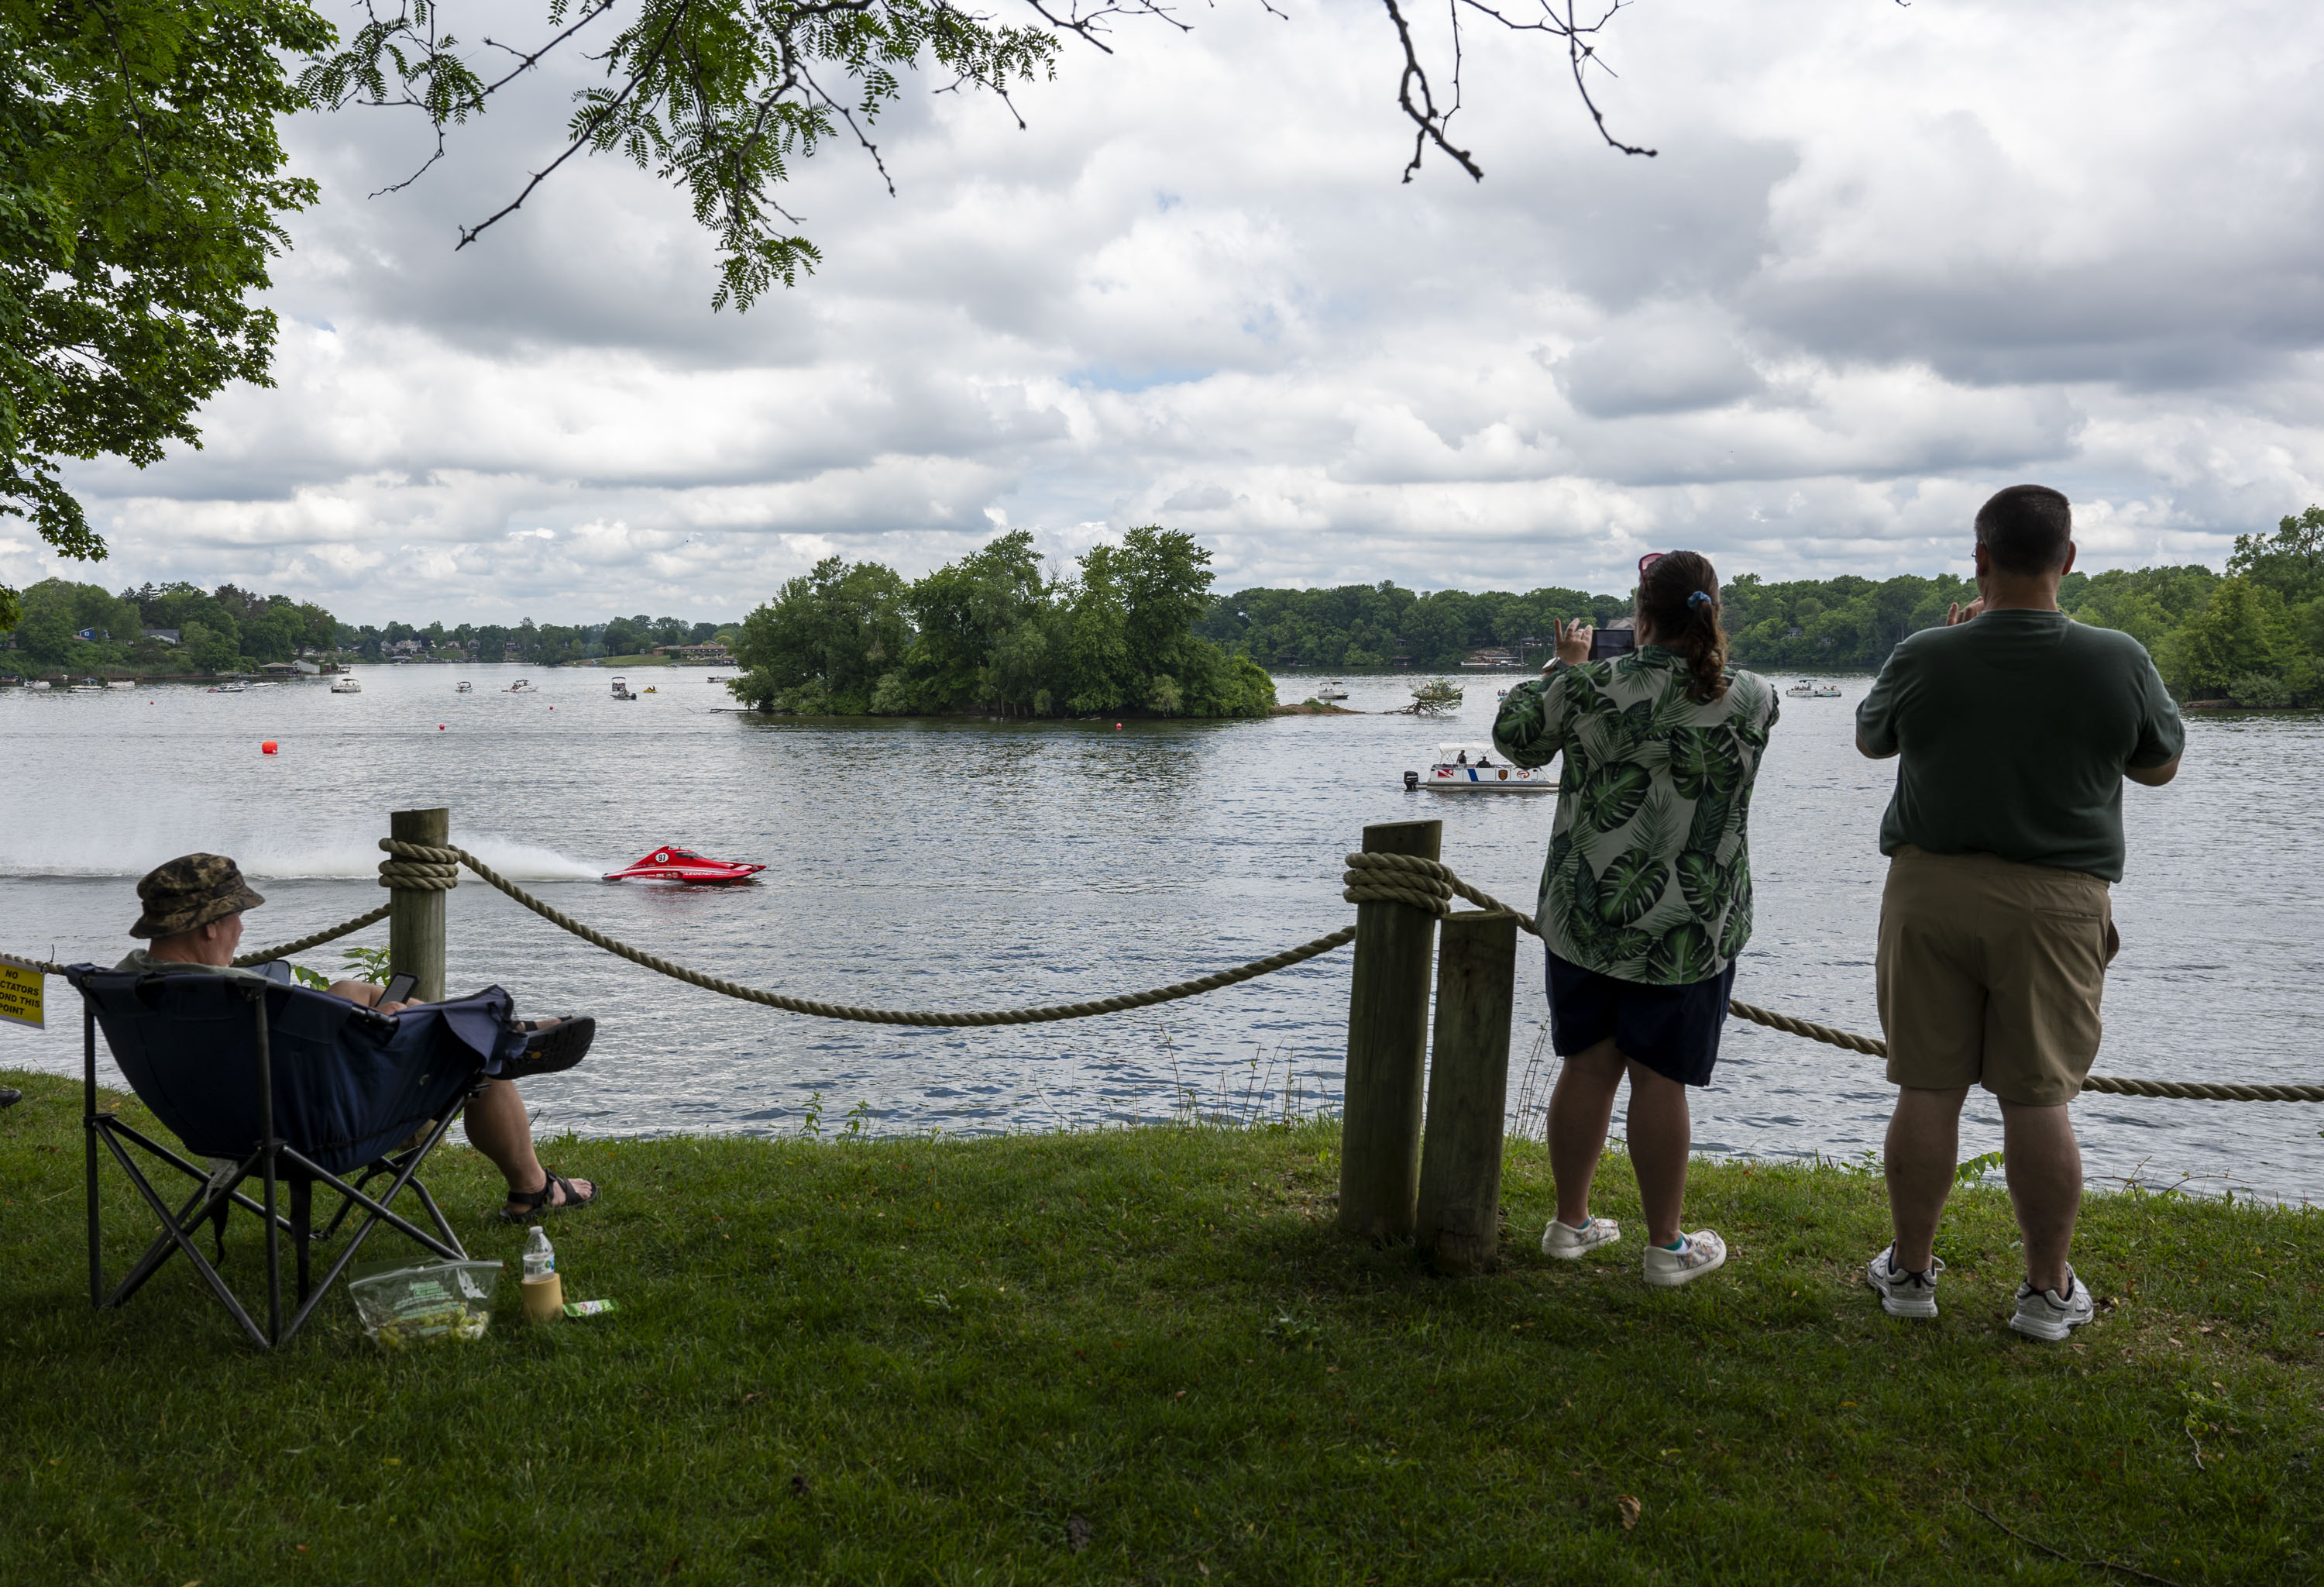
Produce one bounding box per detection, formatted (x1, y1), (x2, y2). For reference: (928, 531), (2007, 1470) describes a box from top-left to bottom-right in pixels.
(67, 965), (525, 1349)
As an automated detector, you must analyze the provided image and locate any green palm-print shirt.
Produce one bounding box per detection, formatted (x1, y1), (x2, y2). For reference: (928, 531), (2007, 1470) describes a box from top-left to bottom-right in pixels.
(1491, 649), (1779, 986)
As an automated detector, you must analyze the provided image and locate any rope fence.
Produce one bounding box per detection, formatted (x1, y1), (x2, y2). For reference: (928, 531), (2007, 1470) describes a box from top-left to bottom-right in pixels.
(11, 840), (2317, 1103)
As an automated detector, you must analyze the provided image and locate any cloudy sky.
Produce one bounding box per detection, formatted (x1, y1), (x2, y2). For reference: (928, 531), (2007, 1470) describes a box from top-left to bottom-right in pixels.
(18, 0), (2324, 625)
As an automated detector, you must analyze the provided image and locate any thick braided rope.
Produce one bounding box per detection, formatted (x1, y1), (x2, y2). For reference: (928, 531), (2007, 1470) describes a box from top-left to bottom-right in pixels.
(1364, 853), (2324, 1104)
(379, 838), (1354, 1028)
(232, 904), (394, 968)
(377, 852), (459, 892)
(1342, 851), (1536, 926)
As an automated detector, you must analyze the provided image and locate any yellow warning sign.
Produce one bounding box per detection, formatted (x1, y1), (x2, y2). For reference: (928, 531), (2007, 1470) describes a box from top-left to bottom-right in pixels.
(0, 959), (44, 1030)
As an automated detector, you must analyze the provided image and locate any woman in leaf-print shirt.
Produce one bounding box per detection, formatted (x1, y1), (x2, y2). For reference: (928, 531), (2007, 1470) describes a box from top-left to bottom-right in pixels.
(1492, 550), (1779, 1289)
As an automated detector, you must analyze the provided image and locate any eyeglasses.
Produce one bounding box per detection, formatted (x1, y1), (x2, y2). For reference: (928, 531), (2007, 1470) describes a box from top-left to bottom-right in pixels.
(1638, 553), (1666, 579)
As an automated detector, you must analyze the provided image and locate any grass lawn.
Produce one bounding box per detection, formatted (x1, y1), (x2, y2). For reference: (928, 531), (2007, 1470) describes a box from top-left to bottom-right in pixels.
(2, 1066), (2318, 1585)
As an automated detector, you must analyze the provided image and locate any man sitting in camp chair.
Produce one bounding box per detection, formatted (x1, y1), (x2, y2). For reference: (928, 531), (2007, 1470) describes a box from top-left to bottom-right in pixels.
(117, 854), (600, 1223)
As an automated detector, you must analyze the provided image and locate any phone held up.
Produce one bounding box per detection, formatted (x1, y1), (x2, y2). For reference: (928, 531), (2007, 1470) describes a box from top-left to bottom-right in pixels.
(380, 972), (418, 1006)
(1588, 626), (1636, 662)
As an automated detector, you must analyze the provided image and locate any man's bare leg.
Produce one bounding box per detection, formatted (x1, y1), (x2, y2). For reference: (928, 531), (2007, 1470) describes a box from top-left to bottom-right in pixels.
(1623, 1061), (1693, 1248)
(1999, 1100), (2082, 1296)
(1549, 1038), (1627, 1228)
(1886, 1086), (1968, 1272)
(462, 1079), (593, 1212)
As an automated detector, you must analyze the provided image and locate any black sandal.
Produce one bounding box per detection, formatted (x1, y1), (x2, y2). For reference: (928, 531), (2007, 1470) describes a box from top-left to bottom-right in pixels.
(498, 1169), (598, 1224)
(500, 1016), (596, 1080)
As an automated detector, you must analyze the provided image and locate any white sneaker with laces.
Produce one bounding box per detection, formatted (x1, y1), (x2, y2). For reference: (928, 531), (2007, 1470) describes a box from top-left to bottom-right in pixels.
(1641, 1229), (1728, 1288)
(1865, 1246), (1944, 1319)
(2009, 1269), (2096, 1341)
(1542, 1215), (1621, 1259)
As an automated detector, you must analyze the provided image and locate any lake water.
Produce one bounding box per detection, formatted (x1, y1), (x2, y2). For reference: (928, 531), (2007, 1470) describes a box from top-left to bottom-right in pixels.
(4, 666), (2319, 1200)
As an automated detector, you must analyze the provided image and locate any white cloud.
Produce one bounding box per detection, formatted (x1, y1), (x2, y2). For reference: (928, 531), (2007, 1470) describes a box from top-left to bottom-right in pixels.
(12, 0), (2324, 622)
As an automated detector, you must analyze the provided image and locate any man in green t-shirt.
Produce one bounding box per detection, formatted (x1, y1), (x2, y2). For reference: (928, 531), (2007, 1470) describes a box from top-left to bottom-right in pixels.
(1854, 484), (2183, 1341)
(116, 853), (600, 1224)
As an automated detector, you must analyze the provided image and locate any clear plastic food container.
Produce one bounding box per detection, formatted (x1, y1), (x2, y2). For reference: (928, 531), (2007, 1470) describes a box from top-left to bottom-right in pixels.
(347, 1259), (504, 1348)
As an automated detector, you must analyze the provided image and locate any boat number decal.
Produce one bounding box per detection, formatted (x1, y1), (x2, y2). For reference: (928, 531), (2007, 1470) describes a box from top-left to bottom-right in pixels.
(655, 852), (669, 862)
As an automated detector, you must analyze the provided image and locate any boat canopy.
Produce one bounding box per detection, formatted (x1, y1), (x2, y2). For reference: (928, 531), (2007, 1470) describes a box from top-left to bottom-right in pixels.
(1432, 743), (1502, 764)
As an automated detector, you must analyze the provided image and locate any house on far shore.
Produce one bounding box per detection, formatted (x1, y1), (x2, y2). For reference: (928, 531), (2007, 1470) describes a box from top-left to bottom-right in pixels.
(143, 628), (180, 646)
(657, 643), (731, 664)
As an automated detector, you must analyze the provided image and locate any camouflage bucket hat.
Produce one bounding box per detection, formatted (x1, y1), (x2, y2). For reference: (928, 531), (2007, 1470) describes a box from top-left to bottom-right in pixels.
(129, 853), (266, 939)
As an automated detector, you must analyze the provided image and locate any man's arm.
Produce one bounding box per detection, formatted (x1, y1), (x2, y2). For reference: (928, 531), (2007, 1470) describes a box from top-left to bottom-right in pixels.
(1855, 646), (1906, 760)
(2122, 641), (2186, 790)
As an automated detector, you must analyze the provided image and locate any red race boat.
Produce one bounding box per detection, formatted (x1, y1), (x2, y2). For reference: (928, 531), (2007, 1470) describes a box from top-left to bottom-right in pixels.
(602, 845), (766, 884)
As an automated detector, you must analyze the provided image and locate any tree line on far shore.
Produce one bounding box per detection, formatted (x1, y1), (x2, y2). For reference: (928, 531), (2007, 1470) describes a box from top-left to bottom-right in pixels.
(0, 577), (739, 675)
(726, 527), (1277, 719)
(1196, 508), (2324, 707)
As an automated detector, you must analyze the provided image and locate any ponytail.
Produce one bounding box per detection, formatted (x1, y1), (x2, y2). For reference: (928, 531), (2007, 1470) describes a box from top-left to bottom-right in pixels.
(1637, 550), (1729, 703)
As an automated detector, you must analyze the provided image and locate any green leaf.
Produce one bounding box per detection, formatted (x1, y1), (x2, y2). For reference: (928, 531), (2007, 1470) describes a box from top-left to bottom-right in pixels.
(1574, 763), (1651, 834)
(1596, 847), (1670, 926)
(1646, 923), (1720, 983)
(1717, 888), (1755, 959)
(1676, 851), (1722, 918)
(1686, 789), (1734, 855)
(1665, 728), (1726, 800)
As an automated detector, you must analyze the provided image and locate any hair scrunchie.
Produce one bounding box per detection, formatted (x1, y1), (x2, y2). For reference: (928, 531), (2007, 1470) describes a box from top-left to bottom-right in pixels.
(1686, 589), (1714, 609)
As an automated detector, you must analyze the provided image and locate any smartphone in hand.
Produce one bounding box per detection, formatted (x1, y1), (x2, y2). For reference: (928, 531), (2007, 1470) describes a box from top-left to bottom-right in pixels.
(1589, 627), (1636, 662)
(380, 973), (418, 1005)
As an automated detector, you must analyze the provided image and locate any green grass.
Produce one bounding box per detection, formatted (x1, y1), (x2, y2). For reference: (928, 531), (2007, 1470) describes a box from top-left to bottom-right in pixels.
(2, 1067), (2319, 1585)
(593, 654), (679, 667)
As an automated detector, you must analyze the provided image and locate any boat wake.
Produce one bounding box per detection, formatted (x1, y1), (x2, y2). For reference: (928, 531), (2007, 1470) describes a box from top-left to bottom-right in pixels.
(0, 831), (602, 883)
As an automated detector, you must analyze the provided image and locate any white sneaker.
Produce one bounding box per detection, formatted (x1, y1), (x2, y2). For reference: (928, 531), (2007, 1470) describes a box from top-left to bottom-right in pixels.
(1542, 1215), (1621, 1259)
(1641, 1229), (1728, 1288)
(2009, 1269), (2096, 1341)
(1865, 1246), (1944, 1319)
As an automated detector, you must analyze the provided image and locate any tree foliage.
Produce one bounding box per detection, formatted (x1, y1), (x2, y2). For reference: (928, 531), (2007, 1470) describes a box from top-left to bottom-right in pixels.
(1200, 515), (2324, 711)
(1, 577), (337, 673)
(728, 526), (1276, 718)
(0, 0), (328, 628)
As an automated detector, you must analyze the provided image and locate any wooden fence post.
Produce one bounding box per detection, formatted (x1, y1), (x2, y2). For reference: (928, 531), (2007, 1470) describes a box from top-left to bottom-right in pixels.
(1415, 911), (1520, 1274)
(387, 806), (449, 1004)
(1339, 819), (1442, 1241)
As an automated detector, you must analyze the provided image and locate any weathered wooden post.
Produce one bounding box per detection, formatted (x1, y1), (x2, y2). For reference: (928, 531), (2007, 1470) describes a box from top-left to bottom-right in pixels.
(387, 806), (449, 1003)
(1339, 818), (1442, 1241)
(1415, 910), (1520, 1274)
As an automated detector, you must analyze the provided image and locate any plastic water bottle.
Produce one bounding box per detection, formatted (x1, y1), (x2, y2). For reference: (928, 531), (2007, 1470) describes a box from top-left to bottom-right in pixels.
(523, 1225), (555, 1281)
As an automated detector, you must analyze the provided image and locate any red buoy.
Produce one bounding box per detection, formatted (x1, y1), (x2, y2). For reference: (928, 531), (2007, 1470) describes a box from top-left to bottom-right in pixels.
(261, 741), (278, 755)
(1115, 721), (1123, 730)
(438, 724), (446, 731)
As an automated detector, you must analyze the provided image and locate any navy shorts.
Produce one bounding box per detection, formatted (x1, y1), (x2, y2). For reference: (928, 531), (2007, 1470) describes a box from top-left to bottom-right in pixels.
(1545, 950), (1737, 1088)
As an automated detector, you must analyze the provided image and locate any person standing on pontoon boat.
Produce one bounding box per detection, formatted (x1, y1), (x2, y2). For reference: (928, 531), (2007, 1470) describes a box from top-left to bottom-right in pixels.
(1492, 552), (1779, 1289)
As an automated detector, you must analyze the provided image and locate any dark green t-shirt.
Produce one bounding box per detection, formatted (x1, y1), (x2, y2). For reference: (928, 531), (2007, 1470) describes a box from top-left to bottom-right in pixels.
(1855, 609), (2185, 881)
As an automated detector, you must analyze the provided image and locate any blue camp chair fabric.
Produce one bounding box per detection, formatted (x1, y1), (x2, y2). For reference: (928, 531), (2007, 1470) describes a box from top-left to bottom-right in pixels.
(67, 966), (535, 1348)
(70, 969), (524, 1174)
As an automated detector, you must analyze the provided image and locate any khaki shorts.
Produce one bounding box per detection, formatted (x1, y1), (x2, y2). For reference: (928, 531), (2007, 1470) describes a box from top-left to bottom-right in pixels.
(1875, 845), (2119, 1107)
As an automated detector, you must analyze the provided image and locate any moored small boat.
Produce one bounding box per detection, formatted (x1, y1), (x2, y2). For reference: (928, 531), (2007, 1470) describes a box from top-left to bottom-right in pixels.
(1315, 680), (1348, 701)
(331, 675), (363, 694)
(1784, 678), (1843, 698)
(603, 846), (765, 883)
(610, 676), (637, 701)
(1412, 742), (1554, 794)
